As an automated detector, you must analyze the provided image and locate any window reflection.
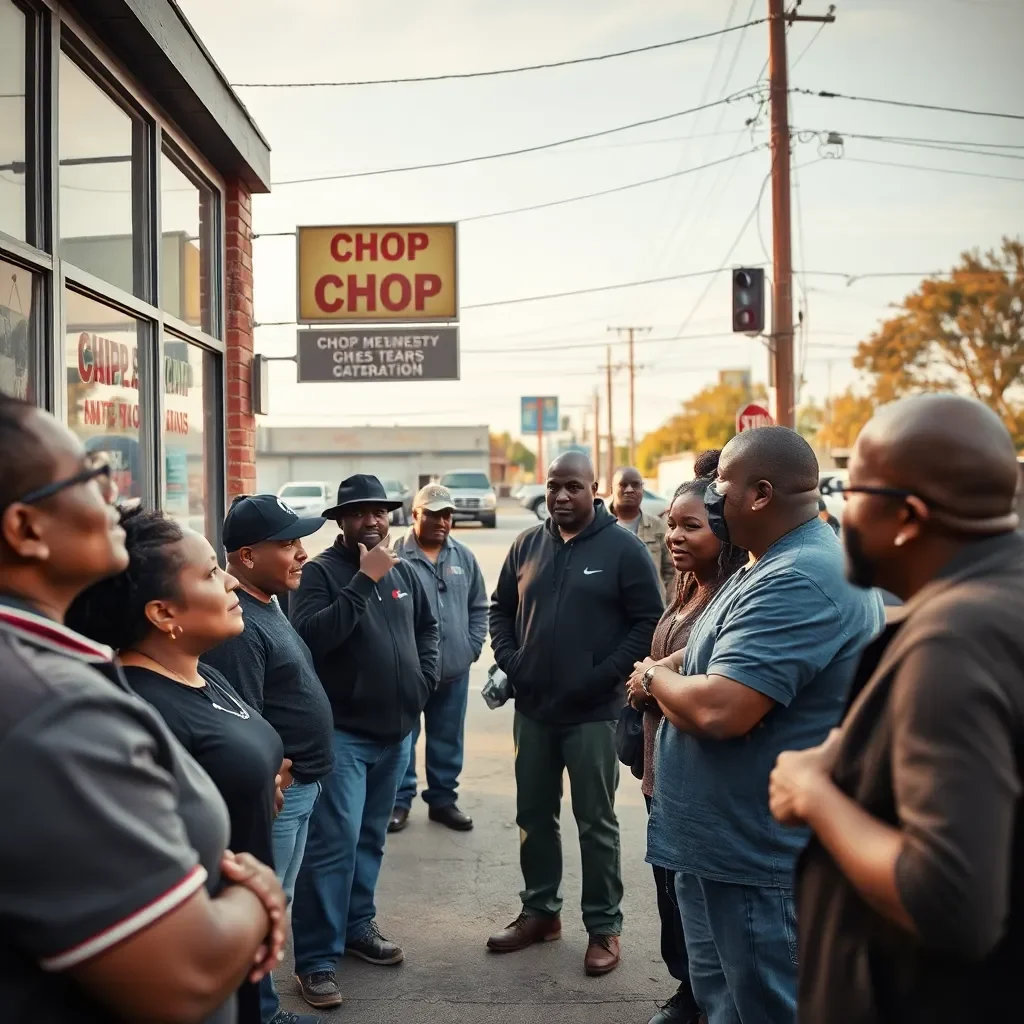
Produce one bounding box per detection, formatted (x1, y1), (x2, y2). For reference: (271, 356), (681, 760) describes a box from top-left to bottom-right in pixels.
(161, 152), (217, 335)
(59, 51), (141, 297)
(163, 335), (215, 538)
(0, 0), (28, 242)
(65, 288), (144, 503)
(0, 256), (34, 400)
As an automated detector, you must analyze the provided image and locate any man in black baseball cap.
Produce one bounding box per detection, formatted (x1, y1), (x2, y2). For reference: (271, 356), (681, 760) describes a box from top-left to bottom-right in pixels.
(202, 494), (333, 1024)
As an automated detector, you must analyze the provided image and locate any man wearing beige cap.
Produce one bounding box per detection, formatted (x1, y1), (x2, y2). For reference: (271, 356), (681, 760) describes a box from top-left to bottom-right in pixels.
(390, 483), (488, 833)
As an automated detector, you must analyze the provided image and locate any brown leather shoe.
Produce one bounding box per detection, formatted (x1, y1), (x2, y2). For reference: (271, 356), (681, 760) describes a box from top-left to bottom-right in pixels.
(486, 911), (561, 952)
(584, 933), (621, 976)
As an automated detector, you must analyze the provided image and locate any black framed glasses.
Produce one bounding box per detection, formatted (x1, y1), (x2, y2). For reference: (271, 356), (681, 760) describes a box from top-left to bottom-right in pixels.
(824, 478), (927, 506)
(15, 451), (118, 507)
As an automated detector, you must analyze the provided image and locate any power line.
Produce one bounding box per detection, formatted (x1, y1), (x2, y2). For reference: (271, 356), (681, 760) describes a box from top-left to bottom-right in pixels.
(270, 91), (757, 186)
(843, 135), (1024, 162)
(837, 155), (1024, 184)
(461, 147), (763, 222)
(797, 128), (1024, 152)
(231, 20), (769, 88)
(792, 87), (1024, 121)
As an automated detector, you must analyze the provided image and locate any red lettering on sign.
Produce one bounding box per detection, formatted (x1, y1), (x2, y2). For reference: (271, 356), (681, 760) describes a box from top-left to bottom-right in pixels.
(380, 274), (411, 311)
(330, 233), (353, 263)
(380, 232), (404, 261)
(354, 233), (377, 261)
(415, 274), (441, 309)
(78, 333), (93, 384)
(314, 274), (344, 313)
(408, 232), (428, 259)
(347, 274), (376, 312)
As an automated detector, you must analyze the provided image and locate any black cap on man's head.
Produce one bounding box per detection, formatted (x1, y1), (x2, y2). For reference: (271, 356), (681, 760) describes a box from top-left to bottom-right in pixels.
(223, 494), (325, 552)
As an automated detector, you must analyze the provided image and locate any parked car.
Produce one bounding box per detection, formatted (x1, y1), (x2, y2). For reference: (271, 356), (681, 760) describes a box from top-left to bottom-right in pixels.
(380, 478), (412, 525)
(276, 481), (332, 517)
(439, 469), (497, 528)
(517, 483), (547, 518)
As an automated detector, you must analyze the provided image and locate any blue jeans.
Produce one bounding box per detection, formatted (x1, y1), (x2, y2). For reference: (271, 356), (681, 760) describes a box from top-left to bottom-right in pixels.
(675, 873), (798, 1024)
(291, 729), (411, 976)
(259, 779), (321, 1022)
(395, 672), (470, 810)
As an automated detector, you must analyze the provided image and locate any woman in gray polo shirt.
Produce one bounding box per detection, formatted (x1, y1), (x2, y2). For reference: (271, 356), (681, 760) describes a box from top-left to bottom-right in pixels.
(0, 395), (284, 1024)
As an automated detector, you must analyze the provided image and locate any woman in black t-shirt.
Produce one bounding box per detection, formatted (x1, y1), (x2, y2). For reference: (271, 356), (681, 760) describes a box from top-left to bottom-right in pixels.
(68, 506), (284, 1024)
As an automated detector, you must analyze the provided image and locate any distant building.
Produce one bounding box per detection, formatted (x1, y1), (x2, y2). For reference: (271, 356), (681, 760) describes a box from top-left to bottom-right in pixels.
(255, 424), (490, 493)
(655, 452), (697, 497)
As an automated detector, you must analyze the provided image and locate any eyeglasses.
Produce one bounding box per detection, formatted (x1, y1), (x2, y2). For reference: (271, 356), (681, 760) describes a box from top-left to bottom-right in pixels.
(15, 451), (118, 507)
(825, 479), (932, 507)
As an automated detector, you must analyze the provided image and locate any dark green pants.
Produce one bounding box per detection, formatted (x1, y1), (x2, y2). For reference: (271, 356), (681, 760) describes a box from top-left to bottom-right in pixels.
(513, 710), (623, 935)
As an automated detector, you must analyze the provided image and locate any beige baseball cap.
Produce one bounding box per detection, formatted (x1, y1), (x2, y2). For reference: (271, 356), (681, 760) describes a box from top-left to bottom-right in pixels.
(413, 483), (456, 512)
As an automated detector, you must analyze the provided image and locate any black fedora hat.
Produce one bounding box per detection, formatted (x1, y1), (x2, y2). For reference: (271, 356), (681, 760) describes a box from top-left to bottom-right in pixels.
(322, 473), (403, 520)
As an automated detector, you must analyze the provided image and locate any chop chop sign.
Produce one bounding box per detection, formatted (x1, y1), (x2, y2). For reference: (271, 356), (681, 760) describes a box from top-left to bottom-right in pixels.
(297, 224), (458, 323)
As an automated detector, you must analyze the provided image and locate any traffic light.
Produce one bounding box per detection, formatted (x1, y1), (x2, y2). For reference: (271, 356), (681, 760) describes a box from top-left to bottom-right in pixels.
(732, 267), (765, 334)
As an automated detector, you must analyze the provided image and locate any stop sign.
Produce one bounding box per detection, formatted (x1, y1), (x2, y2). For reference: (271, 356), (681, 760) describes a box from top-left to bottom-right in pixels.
(736, 402), (774, 433)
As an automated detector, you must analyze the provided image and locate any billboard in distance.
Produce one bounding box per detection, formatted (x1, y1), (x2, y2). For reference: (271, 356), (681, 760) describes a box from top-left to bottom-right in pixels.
(521, 396), (559, 434)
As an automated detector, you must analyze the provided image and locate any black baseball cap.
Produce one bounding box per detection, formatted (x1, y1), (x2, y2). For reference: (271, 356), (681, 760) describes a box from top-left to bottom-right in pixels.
(223, 494), (325, 551)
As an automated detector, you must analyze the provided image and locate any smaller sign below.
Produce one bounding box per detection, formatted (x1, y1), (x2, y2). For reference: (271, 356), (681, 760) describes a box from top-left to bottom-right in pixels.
(521, 396), (559, 435)
(296, 327), (459, 383)
(736, 402), (774, 433)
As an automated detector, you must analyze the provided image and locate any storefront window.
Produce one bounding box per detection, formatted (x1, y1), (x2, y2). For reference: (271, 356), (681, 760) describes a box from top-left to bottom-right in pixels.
(163, 334), (216, 538)
(59, 51), (142, 297)
(0, 0), (28, 241)
(0, 256), (34, 400)
(65, 288), (144, 502)
(160, 150), (217, 335)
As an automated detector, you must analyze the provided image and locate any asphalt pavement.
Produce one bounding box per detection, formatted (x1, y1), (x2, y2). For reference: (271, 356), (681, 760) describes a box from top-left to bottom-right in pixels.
(278, 506), (672, 1023)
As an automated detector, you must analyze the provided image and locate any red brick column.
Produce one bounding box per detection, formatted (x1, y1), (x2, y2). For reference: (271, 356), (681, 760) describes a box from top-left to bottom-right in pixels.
(224, 179), (256, 500)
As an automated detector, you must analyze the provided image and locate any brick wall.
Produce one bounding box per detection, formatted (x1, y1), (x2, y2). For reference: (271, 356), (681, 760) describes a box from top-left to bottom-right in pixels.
(224, 179), (256, 499)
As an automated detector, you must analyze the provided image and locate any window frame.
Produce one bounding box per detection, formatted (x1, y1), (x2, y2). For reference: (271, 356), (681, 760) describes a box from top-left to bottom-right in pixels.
(0, 0), (230, 547)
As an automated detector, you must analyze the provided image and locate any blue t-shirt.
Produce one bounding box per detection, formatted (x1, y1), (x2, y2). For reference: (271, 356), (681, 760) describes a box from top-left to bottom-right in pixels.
(647, 516), (884, 886)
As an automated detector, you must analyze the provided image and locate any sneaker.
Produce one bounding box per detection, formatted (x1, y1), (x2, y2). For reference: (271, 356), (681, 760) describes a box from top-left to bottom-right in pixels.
(346, 920), (405, 965)
(295, 970), (342, 1009)
(268, 1012), (324, 1024)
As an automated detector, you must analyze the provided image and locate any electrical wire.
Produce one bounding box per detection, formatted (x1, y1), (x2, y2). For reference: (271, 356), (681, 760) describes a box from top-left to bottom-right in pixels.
(836, 156), (1024, 184)
(231, 19), (769, 88)
(461, 147), (764, 222)
(843, 135), (1024, 162)
(270, 91), (758, 186)
(796, 128), (1024, 152)
(792, 87), (1024, 121)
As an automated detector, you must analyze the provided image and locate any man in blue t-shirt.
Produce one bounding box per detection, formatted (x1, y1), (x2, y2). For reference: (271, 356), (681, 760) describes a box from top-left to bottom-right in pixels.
(629, 427), (883, 1024)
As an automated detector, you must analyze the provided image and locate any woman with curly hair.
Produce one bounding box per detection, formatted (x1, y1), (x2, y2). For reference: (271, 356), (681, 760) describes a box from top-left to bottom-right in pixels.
(629, 450), (747, 1024)
(67, 506), (286, 1024)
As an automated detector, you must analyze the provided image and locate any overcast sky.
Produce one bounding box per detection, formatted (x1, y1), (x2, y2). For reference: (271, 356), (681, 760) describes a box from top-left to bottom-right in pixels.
(176, 0), (1024, 442)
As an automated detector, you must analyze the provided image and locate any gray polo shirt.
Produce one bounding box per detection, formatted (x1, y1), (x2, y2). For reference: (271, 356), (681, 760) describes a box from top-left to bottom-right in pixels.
(0, 598), (233, 1024)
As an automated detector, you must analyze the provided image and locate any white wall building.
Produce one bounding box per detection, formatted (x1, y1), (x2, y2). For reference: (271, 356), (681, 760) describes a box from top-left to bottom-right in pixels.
(255, 424), (490, 494)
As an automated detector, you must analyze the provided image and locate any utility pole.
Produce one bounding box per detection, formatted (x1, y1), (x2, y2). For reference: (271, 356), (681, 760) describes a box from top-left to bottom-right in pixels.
(593, 389), (601, 490)
(767, 0), (835, 427)
(608, 326), (650, 464)
(605, 346), (615, 492)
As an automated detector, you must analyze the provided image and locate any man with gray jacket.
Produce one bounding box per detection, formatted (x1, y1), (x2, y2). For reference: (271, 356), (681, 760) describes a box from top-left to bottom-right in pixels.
(390, 484), (488, 832)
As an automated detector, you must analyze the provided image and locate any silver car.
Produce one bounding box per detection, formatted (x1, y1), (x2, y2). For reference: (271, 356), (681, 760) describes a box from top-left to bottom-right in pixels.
(439, 469), (497, 528)
(276, 481), (331, 517)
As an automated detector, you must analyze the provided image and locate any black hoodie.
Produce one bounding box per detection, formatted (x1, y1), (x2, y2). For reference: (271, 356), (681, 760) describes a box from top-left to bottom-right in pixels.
(289, 537), (440, 743)
(489, 499), (664, 725)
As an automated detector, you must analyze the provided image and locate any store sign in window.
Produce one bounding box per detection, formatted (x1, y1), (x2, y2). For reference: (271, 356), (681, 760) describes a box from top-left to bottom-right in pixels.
(65, 288), (144, 502)
(163, 335), (214, 538)
(59, 52), (141, 297)
(0, 0), (28, 242)
(161, 152), (217, 336)
(0, 257), (34, 400)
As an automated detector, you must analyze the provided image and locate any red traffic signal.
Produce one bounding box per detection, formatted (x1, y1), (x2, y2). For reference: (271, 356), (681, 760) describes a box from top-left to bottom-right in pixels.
(732, 267), (765, 334)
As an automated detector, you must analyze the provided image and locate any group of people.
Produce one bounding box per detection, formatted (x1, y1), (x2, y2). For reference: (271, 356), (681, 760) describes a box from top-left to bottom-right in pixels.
(2, 388), (1023, 1024)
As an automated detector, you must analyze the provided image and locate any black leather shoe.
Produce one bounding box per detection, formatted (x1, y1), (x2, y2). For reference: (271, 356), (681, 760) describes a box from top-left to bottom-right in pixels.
(428, 803), (474, 831)
(648, 985), (702, 1024)
(346, 920), (404, 965)
(295, 970), (342, 1009)
(388, 806), (409, 833)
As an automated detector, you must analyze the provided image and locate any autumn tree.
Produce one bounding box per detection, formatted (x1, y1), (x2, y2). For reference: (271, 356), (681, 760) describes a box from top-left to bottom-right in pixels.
(854, 236), (1024, 442)
(815, 389), (876, 451)
(636, 379), (767, 473)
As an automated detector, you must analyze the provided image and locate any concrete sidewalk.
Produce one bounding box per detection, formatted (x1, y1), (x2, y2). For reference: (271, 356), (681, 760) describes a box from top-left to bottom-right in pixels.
(277, 665), (673, 1023)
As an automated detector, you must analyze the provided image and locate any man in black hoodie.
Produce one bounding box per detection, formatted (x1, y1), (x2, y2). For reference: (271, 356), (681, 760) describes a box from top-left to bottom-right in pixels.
(288, 475), (439, 1011)
(487, 451), (663, 976)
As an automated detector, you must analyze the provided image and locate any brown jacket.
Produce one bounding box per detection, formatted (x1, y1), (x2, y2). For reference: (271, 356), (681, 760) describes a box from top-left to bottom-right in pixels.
(797, 532), (1024, 1024)
(633, 508), (675, 601)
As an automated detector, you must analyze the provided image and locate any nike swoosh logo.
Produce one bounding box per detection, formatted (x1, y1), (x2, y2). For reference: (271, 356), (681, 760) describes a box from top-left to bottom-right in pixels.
(583, 568), (603, 575)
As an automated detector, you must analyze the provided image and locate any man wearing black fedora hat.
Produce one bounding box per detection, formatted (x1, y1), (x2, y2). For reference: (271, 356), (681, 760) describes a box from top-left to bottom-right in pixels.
(288, 474), (440, 1011)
